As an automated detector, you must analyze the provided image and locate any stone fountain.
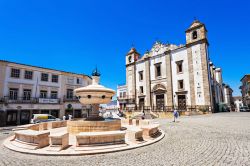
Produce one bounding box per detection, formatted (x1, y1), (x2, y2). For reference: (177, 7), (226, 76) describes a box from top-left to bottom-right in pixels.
(4, 68), (164, 155)
(67, 68), (120, 134)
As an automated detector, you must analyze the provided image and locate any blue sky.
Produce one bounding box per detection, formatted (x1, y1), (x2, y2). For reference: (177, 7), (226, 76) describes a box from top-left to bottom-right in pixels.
(0, 0), (249, 96)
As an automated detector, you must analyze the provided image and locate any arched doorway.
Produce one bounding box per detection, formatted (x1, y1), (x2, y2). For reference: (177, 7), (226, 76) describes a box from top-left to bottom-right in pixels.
(152, 84), (166, 110)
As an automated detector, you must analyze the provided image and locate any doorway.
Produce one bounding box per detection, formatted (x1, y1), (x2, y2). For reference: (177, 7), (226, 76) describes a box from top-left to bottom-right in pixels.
(20, 110), (30, 125)
(178, 95), (186, 110)
(6, 110), (17, 126)
(139, 98), (144, 110)
(74, 109), (82, 118)
(156, 94), (165, 110)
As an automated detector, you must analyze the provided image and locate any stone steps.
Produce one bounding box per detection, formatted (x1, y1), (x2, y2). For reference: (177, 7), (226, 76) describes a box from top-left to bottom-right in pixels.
(75, 143), (127, 151)
(11, 140), (38, 150)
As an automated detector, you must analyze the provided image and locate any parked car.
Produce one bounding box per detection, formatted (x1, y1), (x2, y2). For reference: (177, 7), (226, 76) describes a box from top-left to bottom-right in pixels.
(239, 106), (250, 112)
(30, 114), (60, 124)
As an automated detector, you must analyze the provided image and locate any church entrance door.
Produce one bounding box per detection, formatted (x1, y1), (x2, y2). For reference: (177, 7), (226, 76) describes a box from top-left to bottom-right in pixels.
(139, 98), (144, 110)
(156, 94), (165, 110)
(178, 95), (186, 110)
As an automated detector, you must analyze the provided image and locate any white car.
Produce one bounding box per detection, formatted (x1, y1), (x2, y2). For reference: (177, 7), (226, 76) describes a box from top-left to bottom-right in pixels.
(31, 114), (60, 124)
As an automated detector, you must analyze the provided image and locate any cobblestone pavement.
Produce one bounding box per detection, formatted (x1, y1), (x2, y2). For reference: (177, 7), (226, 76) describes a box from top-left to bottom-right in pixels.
(0, 112), (250, 166)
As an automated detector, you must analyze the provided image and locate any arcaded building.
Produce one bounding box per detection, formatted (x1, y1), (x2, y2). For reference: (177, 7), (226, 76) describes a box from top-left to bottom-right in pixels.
(117, 20), (232, 113)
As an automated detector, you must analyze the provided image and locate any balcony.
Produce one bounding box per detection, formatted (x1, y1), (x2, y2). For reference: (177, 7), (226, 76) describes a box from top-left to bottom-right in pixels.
(3, 96), (60, 104)
(117, 95), (135, 104)
(4, 96), (38, 104)
(63, 96), (79, 102)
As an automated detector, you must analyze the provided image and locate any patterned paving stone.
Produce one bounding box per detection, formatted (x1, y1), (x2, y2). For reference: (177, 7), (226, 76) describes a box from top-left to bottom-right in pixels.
(0, 112), (250, 166)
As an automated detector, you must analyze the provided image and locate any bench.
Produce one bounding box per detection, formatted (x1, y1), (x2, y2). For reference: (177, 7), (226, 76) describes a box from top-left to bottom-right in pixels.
(14, 130), (50, 149)
(126, 127), (143, 141)
(47, 121), (67, 129)
(49, 132), (69, 151)
(141, 124), (159, 137)
(76, 130), (126, 146)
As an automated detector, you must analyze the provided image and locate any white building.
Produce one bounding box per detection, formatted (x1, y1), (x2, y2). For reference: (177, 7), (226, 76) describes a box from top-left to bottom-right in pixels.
(117, 85), (129, 109)
(0, 60), (92, 126)
(117, 20), (232, 113)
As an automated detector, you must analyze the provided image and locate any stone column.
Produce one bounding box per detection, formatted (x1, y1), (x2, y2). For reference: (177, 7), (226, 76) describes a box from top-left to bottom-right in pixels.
(59, 105), (65, 119)
(187, 47), (196, 107)
(200, 43), (212, 106)
(87, 104), (103, 121)
(145, 58), (151, 107)
(165, 52), (174, 108)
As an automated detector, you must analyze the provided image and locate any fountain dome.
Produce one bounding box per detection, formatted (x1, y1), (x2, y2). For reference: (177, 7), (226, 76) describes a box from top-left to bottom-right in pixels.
(67, 68), (119, 134)
(74, 68), (115, 105)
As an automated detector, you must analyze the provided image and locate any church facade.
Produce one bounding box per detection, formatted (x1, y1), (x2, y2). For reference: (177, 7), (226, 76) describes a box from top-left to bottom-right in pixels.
(117, 20), (232, 113)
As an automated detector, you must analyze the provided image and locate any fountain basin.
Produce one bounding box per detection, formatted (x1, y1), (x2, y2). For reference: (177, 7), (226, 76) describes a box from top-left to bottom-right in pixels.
(67, 119), (122, 135)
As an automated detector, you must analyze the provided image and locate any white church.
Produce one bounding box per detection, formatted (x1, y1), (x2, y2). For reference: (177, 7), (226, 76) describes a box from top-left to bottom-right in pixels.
(117, 20), (233, 113)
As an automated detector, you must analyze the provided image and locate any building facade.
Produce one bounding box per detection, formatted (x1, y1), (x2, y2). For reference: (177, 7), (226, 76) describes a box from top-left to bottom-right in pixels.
(117, 20), (232, 113)
(0, 60), (92, 126)
(240, 75), (250, 107)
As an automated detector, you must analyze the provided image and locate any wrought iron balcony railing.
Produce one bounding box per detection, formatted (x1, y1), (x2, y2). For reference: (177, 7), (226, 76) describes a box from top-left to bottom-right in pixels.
(3, 96), (61, 104)
(63, 96), (79, 102)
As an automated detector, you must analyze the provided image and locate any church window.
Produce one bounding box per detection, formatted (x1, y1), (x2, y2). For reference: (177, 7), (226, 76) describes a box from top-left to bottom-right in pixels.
(176, 61), (183, 73)
(128, 56), (132, 63)
(192, 31), (198, 39)
(140, 86), (144, 94)
(139, 71), (143, 81)
(155, 63), (162, 78)
(178, 80), (184, 90)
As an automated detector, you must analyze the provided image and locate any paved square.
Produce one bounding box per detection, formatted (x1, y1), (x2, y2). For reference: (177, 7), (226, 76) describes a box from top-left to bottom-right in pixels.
(0, 112), (250, 166)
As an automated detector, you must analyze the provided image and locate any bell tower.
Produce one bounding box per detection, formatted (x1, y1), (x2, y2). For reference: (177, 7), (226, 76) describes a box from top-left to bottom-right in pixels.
(185, 20), (212, 110)
(126, 47), (140, 65)
(125, 47), (140, 103)
(185, 20), (208, 45)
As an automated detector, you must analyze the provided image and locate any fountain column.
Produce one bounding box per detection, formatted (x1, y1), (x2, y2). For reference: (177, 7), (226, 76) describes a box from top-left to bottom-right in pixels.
(87, 104), (103, 120)
(74, 68), (115, 121)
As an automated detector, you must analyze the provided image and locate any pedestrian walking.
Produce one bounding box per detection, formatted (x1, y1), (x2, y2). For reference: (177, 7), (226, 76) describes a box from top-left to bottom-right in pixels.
(173, 108), (179, 122)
